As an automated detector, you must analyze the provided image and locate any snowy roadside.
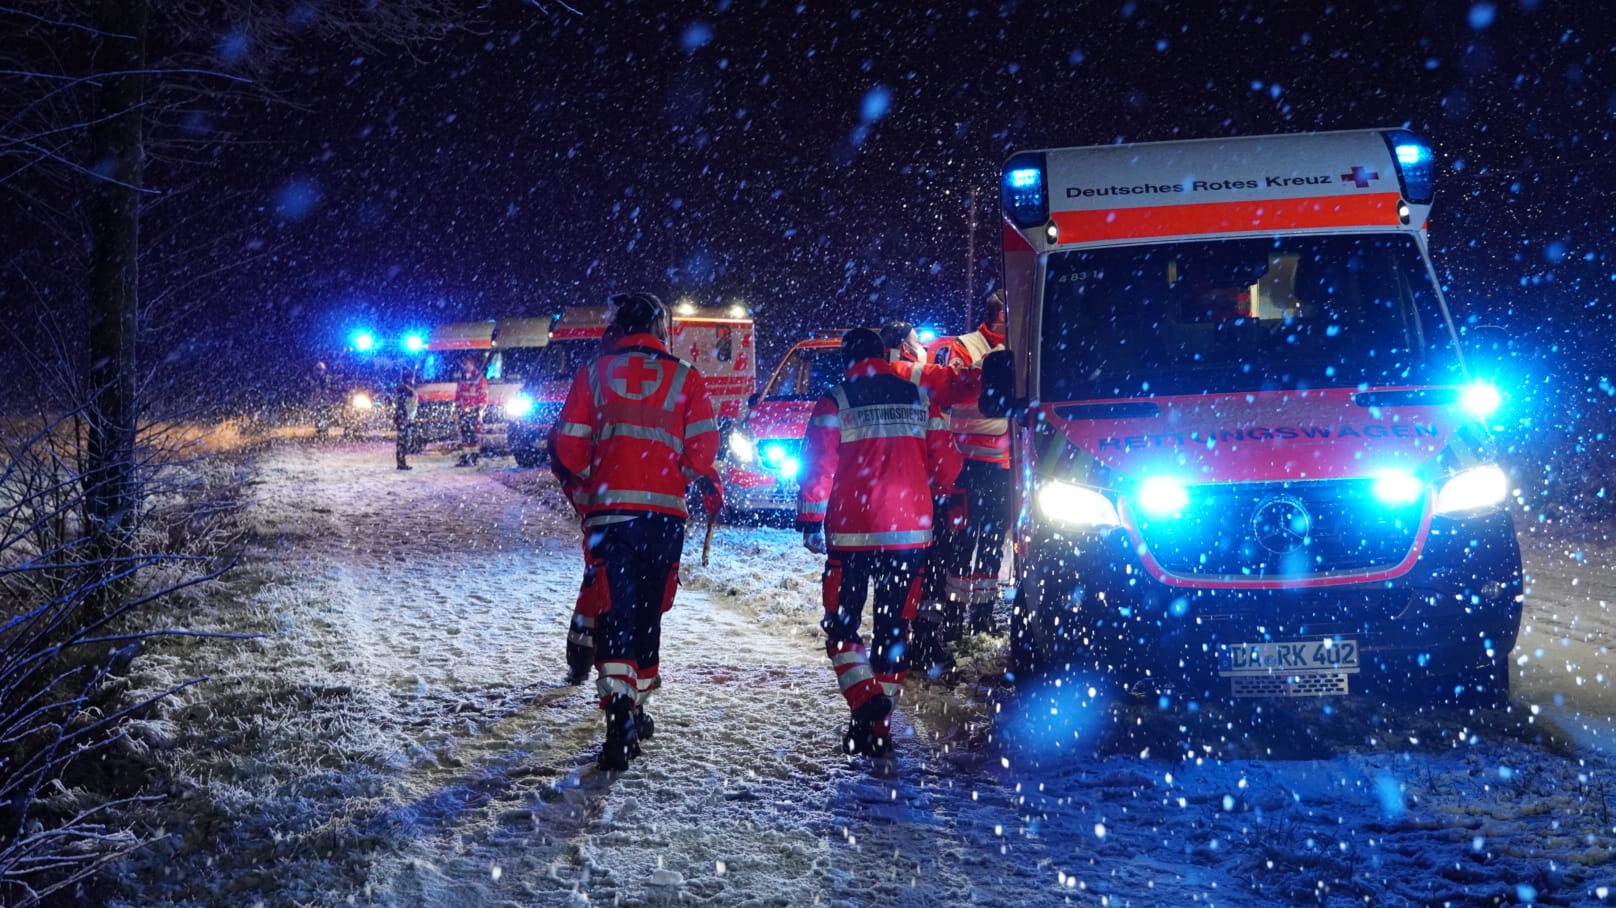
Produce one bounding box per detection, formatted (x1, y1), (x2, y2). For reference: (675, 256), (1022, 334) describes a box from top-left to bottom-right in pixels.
(105, 440), (1616, 907)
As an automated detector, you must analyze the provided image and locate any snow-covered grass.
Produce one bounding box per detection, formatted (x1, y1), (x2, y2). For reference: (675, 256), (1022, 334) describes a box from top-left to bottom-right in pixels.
(100, 439), (1616, 907)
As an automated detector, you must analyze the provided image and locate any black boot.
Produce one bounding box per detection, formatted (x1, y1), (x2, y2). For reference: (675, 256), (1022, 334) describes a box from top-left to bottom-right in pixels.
(597, 695), (640, 771)
(842, 718), (893, 758)
(968, 601), (997, 636)
(634, 706), (655, 741)
(564, 621), (594, 685)
(850, 692), (893, 723)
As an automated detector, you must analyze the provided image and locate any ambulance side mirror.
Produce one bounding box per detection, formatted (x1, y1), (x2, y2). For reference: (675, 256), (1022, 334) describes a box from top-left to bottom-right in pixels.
(978, 349), (1025, 418)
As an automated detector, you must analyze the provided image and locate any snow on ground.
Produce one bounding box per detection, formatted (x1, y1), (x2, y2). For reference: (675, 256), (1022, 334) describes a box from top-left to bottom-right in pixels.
(107, 440), (1616, 907)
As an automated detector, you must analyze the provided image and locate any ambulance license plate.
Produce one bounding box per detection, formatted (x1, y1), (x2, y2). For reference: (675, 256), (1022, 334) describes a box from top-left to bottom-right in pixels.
(1218, 639), (1360, 676)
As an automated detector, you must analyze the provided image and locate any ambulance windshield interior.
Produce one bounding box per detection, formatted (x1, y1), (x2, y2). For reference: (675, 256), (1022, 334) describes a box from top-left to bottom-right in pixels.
(1039, 234), (1463, 399)
(763, 346), (843, 402)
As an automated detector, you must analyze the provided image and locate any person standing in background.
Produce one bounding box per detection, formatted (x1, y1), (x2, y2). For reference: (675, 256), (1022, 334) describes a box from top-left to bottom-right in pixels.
(453, 355), (488, 467)
(393, 367), (418, 470)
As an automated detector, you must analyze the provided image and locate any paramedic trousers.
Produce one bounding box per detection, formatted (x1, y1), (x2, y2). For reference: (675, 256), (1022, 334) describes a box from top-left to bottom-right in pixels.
(591, 513), (685, 709)
(945, 459), (1013, 634)
(821, 549), (925, 708)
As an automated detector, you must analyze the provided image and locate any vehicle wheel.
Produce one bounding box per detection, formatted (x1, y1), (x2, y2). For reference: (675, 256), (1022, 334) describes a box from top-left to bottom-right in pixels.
(512, 446), (541, 469)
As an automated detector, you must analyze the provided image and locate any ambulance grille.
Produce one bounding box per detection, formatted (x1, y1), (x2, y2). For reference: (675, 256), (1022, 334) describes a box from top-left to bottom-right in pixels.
(1134, 478), (1426, 580)
(1230, 672), (1351, 698)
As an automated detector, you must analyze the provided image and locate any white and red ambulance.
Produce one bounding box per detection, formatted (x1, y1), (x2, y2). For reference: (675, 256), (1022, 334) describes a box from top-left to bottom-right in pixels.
(411, 317), (551, 454)
(503, 303), (756, 466)
(986, 129), (1522, 705)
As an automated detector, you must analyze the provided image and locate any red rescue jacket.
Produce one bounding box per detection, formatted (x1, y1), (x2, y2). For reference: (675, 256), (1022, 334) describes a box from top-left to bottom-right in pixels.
(553, 334), (722, 528)
(797, 358), (961, 551)
(927, 324), (1009, 469)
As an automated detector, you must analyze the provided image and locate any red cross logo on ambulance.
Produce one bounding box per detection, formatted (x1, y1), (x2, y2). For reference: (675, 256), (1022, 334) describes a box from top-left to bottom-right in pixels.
(1340, 165), (1381, 188)
(609, 356), (666, 400)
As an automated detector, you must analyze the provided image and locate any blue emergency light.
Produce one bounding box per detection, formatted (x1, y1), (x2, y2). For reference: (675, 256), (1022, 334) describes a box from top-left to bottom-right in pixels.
(403, 332), (425, 353)
(1001, 152), (1049, 229)
(916, 325), (939, 344)
(351, 330), (376, 353)
(1383, 129), (1434, 205)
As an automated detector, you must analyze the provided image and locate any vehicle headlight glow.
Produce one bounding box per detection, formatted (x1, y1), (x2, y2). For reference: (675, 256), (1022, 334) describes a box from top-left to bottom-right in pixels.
(506, 394), (534, 419)
(1434, 464), (1509, 516)
(1136, 477), (1189, 517)
(349, 391), (373, 410)
(1036, 481), (1120, 530)
(1372, 470), (1426, 506)
(1461, 382), (1502, 419)
(728, 432), (757, 463)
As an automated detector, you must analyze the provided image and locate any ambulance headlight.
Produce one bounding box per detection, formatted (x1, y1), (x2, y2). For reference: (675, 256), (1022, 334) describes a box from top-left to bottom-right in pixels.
(349, 391), (373, 410)
(1372, 470), (1426, 506)
(1461, 382), (1502, 419)
(506, 394), (535, 419)
(1037, 481), (1120, 530)
(727, 431), (757, 464)
(1434, 465), (1509, 516)
(1136, 477), (1189, 517)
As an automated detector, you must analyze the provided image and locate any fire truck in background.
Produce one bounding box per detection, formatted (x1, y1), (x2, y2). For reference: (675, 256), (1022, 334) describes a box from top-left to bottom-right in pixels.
(503, 303), (756, 467)
(982, 128), (1522, 705)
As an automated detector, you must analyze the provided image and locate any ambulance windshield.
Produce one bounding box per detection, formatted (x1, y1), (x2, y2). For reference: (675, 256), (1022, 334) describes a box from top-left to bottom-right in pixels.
(762, 344), (844, 402)
(1038, 234), (1463, 400)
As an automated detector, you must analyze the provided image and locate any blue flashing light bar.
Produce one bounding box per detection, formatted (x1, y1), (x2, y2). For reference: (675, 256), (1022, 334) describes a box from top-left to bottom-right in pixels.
(1383, 129), (1434, 205)
(1001, 152), (1049, 230)
(403, 333), (426, 353)
(351, 330), (377, 353)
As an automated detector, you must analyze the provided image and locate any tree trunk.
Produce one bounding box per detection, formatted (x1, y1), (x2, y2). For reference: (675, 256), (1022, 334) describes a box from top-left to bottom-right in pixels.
(84, 0), (149, 560)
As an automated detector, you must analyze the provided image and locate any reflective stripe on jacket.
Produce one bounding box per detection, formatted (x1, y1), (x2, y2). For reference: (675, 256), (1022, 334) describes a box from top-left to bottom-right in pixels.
(796, 358), (956, 551)
(928, 327), (1009, 469)
(553, 333), (722, 528)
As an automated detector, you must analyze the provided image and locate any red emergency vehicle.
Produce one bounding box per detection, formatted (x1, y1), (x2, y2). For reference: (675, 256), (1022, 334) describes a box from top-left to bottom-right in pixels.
(720, 333), (850, 515)
(986, 129), (1522, 705)
(505, 304), (756, 466)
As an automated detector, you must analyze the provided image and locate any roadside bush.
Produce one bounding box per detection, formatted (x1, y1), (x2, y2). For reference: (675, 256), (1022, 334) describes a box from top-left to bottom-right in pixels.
(0, 412), (239, 906)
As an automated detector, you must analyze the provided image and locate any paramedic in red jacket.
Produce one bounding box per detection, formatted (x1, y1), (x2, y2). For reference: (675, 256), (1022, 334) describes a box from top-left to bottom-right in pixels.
(798, 328), (960, 759)
(880, 320), (976, 675)
(926, 290), (1011, 641)
(453, 355), (489, 467)
(553, 293), (723, 771)
(549, 323), (625, 685)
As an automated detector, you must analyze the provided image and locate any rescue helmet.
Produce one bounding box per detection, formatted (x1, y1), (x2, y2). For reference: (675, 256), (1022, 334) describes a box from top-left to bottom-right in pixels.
(607, 292), (666, 337)
(840, 327), (885, 364)
(878, 320), (915, 351)
(979, 288), (1007, 327)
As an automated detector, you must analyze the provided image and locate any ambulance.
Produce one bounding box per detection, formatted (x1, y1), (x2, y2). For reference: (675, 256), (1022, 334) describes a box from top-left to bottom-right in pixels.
(504, 303), (756, 467)
(413, 317), (553, 453)
(984, 129), (1522, 705)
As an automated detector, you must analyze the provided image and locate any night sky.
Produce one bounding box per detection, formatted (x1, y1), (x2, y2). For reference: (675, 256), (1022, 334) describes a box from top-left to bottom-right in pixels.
(5, 0), (1614, 409)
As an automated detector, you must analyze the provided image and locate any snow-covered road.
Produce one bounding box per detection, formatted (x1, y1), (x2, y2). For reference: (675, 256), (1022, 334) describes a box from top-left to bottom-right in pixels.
(109, 441), (1616, 907)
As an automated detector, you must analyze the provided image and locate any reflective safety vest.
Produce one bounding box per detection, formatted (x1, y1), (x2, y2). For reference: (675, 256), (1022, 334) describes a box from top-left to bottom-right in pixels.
(929, 327), (1009, 469)
(553, 333), (722, 528)
(797, 358), (960, 551)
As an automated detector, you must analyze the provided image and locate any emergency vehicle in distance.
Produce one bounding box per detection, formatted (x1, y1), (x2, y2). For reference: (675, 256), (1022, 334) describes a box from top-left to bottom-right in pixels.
(413, 317), (553, 455)
(503, 303), (756, 467)
(983, 128), (1522, 705)
(719, 333), (849, 515)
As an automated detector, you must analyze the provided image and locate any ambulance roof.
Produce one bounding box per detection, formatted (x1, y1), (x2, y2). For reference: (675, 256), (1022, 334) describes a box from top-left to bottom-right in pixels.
(1005, 128), (1434, 243)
